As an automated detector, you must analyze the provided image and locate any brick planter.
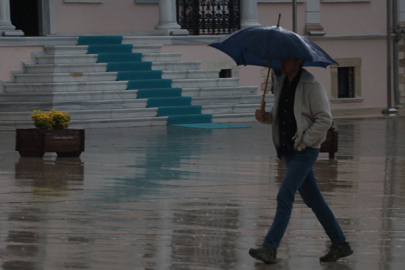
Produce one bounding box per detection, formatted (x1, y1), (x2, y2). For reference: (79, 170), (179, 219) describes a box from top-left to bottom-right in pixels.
(16, 129), (85, 158)
(320, 130), (338, 158)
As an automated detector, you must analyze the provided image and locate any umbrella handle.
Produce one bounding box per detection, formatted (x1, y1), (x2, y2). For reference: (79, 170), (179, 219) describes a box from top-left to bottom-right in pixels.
(277, 14), (281, 27)
(260, 98), (266, 111)
(260, 59), (273, 111)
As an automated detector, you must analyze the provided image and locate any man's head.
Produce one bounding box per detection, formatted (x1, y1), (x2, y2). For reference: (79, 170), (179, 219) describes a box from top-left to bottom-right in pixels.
(279, 59), (304, 81)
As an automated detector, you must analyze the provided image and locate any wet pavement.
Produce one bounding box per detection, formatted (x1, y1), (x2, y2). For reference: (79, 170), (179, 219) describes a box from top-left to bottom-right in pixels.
(0, 117), (404, 270)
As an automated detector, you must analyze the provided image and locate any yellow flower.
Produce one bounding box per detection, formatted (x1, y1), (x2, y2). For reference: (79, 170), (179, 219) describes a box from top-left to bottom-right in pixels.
(31, 110), (71, 130)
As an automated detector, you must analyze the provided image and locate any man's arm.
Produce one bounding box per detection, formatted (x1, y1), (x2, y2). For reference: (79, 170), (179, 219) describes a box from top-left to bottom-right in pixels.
(300, 82), (332, 148)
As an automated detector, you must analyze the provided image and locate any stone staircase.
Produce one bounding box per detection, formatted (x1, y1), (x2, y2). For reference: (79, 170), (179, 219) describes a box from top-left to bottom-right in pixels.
(0, 41), (272, 129)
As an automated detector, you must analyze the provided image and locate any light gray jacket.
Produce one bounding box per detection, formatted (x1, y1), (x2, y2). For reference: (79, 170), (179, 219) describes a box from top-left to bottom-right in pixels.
(264, 69), (332, 150)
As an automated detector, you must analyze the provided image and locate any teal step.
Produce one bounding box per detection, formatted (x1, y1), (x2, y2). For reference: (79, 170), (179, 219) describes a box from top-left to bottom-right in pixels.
(158, 105), (202, 116)
(128, 79), (172, 89)
(78, 36), (123, 45)
(147, 97), (192, 107)
(107, 62), (152, 72)
(117, 70), (162, 81)
(77, 35), (212, 126)
(167, 114), (212, 125)
(87, 44), (133, 54)
(137, 88), (182, 98)
(98, 53), (143, 63)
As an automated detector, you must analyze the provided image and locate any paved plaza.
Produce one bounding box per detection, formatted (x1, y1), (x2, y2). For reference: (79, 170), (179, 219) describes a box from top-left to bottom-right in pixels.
(0, 116), (404, 269)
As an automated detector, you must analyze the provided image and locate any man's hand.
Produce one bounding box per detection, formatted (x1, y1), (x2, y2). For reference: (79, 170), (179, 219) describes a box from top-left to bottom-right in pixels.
(255, 109), (268, 122)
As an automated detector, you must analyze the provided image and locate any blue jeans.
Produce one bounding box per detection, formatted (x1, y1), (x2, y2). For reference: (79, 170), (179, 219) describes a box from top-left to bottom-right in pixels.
(263, 147), (346, 250)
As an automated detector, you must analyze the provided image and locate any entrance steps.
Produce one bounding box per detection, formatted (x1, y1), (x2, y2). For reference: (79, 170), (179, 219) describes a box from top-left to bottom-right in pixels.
(0, 42), (272, 129)
(24, 62), (202, 74)
(13, 70), (221, 83)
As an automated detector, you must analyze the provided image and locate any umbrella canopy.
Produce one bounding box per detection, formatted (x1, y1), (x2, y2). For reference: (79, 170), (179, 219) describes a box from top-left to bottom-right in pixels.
(209, 26), (338, 70)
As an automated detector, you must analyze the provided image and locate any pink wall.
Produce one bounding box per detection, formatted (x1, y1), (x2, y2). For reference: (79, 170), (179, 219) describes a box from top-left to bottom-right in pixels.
(257, 1), (386, 36)
(258, 3), (307, 34)
(53, 1), (386, 36)
(163, 36), (387, 110)
(256, 1), (388, 110)
(320, 2), (386, 36)
(0, 1), (388, 111)
(54, 0), (158, 34)
(311, 38), (387, 110)
(0, 47), (42, 82)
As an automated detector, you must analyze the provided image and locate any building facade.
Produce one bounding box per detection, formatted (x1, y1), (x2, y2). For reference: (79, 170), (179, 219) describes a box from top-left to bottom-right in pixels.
(0, 0), (403, 124)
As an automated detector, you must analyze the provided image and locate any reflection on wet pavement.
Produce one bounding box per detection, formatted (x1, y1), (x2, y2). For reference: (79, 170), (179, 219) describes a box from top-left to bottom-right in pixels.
(0, 118), (404, 269)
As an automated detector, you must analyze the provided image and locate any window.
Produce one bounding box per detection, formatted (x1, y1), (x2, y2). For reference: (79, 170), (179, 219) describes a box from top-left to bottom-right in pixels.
(331, 58), (363, 103)
(338, 67), (355, 98)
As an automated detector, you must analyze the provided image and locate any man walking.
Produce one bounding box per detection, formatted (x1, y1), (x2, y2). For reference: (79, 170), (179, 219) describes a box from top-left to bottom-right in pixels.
(250, 59), (353, 264)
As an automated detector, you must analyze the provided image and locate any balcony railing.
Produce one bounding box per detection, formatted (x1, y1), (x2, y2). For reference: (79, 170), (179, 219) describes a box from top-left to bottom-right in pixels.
(176, 0), (241, 35)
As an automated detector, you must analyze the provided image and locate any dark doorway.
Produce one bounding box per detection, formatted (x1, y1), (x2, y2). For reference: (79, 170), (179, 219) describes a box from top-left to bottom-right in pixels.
(219, 69), (232, 78)
(10, 0), (41, 36)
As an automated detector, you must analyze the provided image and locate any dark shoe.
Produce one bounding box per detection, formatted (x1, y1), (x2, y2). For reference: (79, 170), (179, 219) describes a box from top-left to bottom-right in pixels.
(249, 244), (277, 264)
(320, 242), (353, 262)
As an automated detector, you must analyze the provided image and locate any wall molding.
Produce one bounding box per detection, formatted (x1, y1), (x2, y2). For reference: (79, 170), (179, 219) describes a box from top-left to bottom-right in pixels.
(258, 0), (304, 2)
(257, 0), (370, 2)
(0, 33), (387, 47)
(322, 0), (370, 2)
(135, 0), (158, 3)
(64, 0), (104, 3)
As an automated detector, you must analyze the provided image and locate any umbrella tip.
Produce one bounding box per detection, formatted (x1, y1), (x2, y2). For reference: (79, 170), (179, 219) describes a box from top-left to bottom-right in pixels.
(277, 14), (281, 27)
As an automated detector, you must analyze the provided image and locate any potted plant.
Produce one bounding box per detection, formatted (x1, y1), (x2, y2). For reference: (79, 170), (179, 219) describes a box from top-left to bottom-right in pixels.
(320, 121), (338, 158)
(16, 110), (85, 158)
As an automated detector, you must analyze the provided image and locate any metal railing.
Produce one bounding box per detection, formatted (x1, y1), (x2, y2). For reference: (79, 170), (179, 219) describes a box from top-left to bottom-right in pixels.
(176, 0), (241, 35)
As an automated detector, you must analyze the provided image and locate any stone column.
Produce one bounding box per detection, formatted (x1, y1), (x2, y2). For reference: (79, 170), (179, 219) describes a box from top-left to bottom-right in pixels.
(153, 0), (188, 36)
(40, 0), (56, 36)
(241, 0), (261, 28)
(0, 0), (24, 36)
(305, 0), (324, 35)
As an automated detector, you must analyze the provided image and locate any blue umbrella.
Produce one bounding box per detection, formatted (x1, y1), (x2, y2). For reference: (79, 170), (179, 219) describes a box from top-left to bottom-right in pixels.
(209, 24), (338, 109)
(209, 25), (338, 70)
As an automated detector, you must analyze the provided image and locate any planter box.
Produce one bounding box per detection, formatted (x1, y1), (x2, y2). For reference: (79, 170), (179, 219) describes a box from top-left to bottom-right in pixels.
(320, 130), (338, 158)
(16, 129), (85, 158)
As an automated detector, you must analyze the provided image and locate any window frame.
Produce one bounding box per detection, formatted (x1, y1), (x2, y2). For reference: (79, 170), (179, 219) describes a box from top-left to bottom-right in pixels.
(330, 58), (364, 103)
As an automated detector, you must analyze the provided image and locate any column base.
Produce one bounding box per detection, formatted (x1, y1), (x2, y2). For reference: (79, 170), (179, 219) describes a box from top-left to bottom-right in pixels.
(1, 29), (24, 36)
(241, 20), (261, 29)
(0, 21), (16, 29)
(149, 29), (189, 36)
(305, 23), (325, 36)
